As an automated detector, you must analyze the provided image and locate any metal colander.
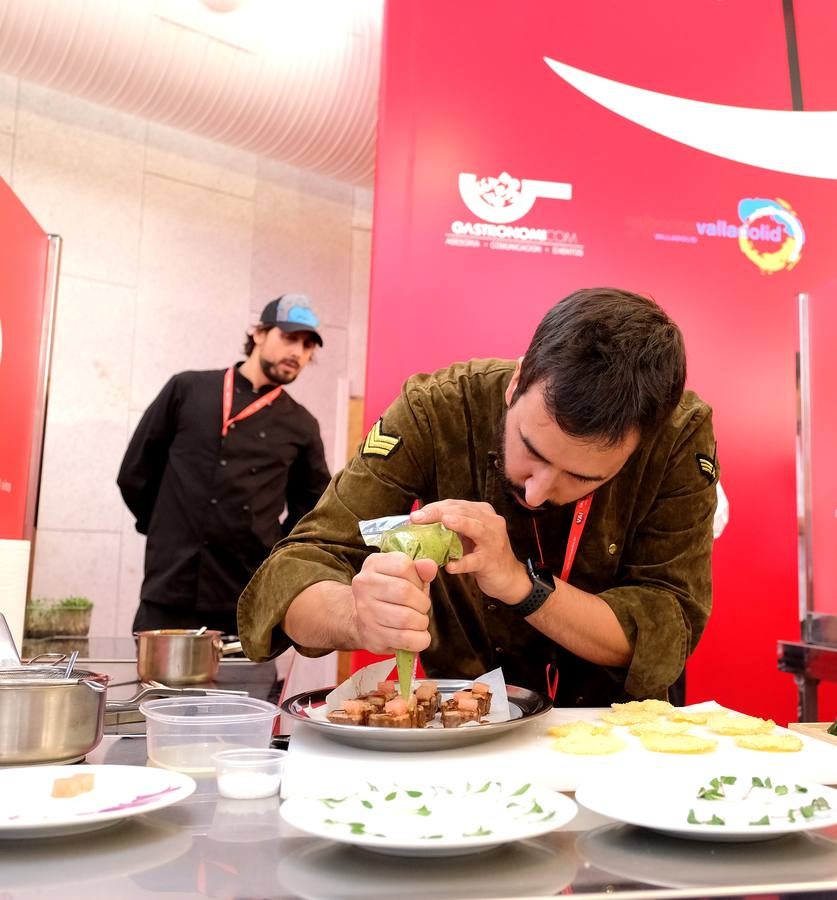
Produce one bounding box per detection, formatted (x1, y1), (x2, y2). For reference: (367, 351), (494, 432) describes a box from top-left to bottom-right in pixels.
(0, 666), (105, 687)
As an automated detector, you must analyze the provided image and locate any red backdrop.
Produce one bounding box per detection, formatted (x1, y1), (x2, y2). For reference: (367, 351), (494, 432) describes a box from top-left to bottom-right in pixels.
(0, 178), (49, 540)
(362, 0), (837, 723)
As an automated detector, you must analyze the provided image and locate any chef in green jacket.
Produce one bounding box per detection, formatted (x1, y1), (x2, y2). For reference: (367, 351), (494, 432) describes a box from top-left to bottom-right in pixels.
(238, 287), (718, 706)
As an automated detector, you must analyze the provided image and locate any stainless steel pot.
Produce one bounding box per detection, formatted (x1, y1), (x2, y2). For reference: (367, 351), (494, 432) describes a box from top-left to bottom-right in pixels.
(0, 662), (248, 765)
(135, 629), (242, 685)
(0, 665), (109, 765)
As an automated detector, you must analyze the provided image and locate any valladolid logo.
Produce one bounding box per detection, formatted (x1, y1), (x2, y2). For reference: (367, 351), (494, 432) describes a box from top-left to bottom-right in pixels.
(446, 171), (584, 257)
(696, 198), (805, 274)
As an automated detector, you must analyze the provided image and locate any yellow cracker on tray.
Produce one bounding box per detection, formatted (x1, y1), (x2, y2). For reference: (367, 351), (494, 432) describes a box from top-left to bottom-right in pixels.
(707, 713), (775, 735)
(611, 699), (673, 715)
(552, 732), (626, 755)
(669, 709), (710, 724)
(600, 709), (660, 726)
(734, 732), (803, 752)
(547, 720), (613, 738)
(639, 732), (717, 754)
(629, 720), (691, 737)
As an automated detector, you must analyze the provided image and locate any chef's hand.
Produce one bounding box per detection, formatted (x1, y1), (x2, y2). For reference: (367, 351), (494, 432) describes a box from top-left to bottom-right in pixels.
(351, 552), (437, 654)
(411, 500), (530, 604)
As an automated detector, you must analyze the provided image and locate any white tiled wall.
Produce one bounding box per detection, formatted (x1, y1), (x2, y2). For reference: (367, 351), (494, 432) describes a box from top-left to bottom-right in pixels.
(3, 78), (372, 637)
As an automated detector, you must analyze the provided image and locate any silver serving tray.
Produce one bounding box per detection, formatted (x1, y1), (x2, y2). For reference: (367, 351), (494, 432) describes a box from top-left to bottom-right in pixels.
(280, 679), (552, 752)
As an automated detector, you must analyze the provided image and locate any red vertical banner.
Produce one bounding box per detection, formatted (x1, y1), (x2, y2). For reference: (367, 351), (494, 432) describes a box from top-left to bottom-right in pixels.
(368, 0), (837, 721)
(0, 178), (49, 539)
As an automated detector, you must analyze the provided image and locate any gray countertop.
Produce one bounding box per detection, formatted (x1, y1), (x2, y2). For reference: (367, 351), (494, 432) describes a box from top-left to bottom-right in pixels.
(4, 655), (837, 899)
(3, 733), (837, 900)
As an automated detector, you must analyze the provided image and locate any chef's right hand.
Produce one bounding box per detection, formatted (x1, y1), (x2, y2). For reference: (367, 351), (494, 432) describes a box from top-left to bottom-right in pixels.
(350, 552), (436, 654)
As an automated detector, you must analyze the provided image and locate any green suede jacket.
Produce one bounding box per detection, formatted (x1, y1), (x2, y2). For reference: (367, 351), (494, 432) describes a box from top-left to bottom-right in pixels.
(239, 359), (718, 706)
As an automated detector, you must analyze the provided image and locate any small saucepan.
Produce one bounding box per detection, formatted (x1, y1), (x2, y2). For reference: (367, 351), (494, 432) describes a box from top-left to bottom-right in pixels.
(0, 662), (246, 765)
(135, 629), (243, 685)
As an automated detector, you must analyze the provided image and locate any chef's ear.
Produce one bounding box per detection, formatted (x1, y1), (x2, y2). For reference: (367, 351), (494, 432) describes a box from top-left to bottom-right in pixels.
(505, 357), (524, 407)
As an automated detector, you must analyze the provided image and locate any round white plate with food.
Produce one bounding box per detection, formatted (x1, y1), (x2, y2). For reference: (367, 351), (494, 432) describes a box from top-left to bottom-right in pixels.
(0, 764), (196, 838)
(575, 769), (837, 842)
(280, 679), (552, 752)
(280, 778), (576, 856)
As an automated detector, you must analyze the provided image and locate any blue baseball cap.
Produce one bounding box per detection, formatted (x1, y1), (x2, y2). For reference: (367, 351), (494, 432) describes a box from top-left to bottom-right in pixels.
(259, 294), (323, 346)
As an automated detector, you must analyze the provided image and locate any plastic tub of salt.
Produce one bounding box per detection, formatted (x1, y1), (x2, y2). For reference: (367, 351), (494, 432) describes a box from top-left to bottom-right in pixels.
(213, 748), (287, 799)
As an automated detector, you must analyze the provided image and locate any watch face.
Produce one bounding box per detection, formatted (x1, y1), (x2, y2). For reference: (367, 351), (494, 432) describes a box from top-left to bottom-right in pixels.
(527, 559), (556, 592)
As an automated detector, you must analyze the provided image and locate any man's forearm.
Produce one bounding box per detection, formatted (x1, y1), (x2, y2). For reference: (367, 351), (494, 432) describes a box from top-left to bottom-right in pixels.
(530, 580), (632, 666)
(283, 580), (360, 650)
(501, 563), (632, 666)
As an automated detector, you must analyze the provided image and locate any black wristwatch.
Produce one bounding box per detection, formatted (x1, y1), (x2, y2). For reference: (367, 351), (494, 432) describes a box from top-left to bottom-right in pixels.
(508, 558), (556, 617)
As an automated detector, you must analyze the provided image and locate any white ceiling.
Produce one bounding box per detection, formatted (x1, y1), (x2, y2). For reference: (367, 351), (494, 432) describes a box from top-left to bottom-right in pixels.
(0, 0), (382, 186)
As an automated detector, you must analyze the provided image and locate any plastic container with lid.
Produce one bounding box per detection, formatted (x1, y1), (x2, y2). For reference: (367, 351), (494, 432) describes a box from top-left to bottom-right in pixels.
(213, 747), (287, 799)
(140, 695), (278, 774)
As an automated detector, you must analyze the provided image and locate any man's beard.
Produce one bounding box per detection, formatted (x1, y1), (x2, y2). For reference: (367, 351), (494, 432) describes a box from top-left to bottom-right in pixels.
(259, 357), (298, 386)
(495, 409), (552, 512)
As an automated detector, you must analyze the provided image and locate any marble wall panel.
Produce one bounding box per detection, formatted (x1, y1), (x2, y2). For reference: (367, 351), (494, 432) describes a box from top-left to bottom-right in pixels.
(11, 84), (145, 285)
(252, 159), (354, 330)
(0, 133), (12, 184)
(37, 276), (136, 532)
(145, 122), (257, 199)
(116, 527), (145, 636)
(0, 73), (17, 135)
(29, 530), (121, 638)
(131, 173), (254, 410)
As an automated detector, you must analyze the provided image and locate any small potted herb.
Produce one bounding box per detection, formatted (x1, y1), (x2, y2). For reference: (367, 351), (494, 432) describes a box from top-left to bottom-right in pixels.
(23, 596), (93, 638)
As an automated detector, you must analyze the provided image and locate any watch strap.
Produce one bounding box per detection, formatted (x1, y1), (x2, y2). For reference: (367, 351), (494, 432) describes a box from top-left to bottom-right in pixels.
(509, 564), (555, 617)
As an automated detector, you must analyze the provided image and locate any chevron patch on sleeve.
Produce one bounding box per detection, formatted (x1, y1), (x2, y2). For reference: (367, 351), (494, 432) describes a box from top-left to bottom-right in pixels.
(695, 453), (717, 484)
(362, 418), (403, 458)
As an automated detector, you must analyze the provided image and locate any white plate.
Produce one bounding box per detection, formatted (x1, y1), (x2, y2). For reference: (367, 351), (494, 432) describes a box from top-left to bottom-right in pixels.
(279, 778), (576, 856)
(278, 837), (577, 898)
(280, 680), (552, 752)
(575, 769), (837, 842)
(0, 764), (197, 838)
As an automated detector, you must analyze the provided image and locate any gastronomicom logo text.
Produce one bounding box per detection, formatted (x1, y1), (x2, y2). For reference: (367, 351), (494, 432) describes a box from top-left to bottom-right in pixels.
(696, 198), (805, 274)
(446, 170), (584, 257)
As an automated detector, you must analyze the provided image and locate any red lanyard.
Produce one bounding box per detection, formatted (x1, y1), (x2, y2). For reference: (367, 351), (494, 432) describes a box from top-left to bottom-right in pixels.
(221, 366), (283, 437)
(534, 493), (594, 703)
(531, 492), (594, 581)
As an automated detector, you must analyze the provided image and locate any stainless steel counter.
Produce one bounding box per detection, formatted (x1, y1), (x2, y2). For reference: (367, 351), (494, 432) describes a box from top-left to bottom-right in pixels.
(3, 733), (837, 900)
(5, 650), (837, 898)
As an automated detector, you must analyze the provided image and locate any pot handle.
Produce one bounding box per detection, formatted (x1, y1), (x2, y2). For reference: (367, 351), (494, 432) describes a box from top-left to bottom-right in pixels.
(106, 685), (248, 712)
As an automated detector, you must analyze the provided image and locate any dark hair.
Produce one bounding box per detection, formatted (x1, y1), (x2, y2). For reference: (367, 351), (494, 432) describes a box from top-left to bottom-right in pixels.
(242, 324), (274, 357)
(514, 287), (686, 445)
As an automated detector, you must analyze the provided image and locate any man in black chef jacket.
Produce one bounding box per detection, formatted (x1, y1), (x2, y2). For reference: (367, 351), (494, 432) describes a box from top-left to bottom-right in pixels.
(118, 294), (331, 637)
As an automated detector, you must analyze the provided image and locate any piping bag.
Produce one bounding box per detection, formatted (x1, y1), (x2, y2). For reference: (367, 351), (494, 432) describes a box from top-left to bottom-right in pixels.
(359, 516), (464, 699)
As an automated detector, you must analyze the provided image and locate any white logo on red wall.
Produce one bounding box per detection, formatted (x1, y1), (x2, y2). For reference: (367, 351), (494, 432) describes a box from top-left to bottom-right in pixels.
(446, 171), (584, 257)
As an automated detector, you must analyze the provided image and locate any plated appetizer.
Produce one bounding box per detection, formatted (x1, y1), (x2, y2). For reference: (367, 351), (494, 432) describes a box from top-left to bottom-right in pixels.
(326, 679), (493, 729)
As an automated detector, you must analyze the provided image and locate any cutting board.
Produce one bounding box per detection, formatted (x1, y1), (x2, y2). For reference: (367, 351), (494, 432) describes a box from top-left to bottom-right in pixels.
(282, 701), (837, 798)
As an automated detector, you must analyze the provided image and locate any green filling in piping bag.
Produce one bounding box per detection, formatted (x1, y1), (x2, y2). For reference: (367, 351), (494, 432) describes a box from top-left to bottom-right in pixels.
(379, 523), (464, 700)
